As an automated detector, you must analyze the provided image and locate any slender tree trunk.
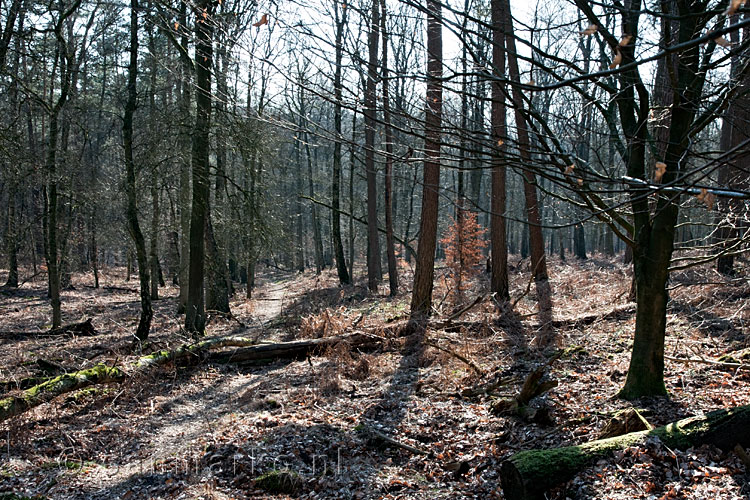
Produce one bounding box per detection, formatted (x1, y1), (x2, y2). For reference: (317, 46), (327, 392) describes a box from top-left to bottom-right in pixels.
(364, 0), (382, 292)
(5, 183), (18, 288)
(177, 1), (191, 314)
(503, 0), (552, 330)
(185, 0), (214, 335)
(332, 0), (351, 285)
(124, 0), (152, 342)
(380, 0), (398, 296)
(304, 130), (324, 275)
(348, 110), (357, 279)
(409, 0), (442, 321)
(490, 0), (509, 303)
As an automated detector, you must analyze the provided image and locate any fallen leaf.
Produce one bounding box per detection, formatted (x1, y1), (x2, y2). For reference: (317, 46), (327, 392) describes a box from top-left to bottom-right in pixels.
(565, 164), (575, 174)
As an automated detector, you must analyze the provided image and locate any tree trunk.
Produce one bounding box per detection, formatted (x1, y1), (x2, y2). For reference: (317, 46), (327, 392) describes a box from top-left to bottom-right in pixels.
(332, 0), (351, 286)
(503, 0), (552, 329)
(381, 0), (398, 297)
(500, 405), (750, 500)
(5, 182), (18, 287)
(149, 171), (160, 300)
(124, 0), (152, 342)
(205, 209), (230, 313)
(409, 0), (442, 321)
(177, 0), (191, 314)
(489, 0), (509, 303)
(365, 0), (382, 293)
(185, 0), (215, 336)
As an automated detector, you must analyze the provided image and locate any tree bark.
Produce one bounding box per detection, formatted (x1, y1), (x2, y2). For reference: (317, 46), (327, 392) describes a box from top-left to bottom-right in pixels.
(332, 0), (351, 286)
(381, 0), (398, 297)
(490, 0), (509, 303)
(177, 0), (191, 314)
(409, 0), (442, 321)
(364, 0), (382, 293)
(503, 0), (552, 331)
(500, 405), (750, 500)
(185, 0), (215, 335)
(124, 0), (152, 342)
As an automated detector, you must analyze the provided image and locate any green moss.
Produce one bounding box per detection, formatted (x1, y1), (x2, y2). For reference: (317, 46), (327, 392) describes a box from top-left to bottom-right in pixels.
(255, 469), (300, 494)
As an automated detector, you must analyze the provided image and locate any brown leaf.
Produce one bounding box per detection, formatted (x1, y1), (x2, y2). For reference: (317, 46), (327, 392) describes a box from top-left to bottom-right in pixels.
(619, 35), (633, 47)
(580, 24), (597, 36)
(726, 0), (746, 16)
(704, 192), (716, 210)
(654, 161), (667, 182)
(253, 13), (269, 27)
(609, 48), (622, 69)
(714, 35), (731, 47)
(565, 164), (575, 175)
(174, 21), (179, 30)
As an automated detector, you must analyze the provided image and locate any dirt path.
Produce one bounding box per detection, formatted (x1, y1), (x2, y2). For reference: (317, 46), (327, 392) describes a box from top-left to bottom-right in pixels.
(49, 273), (296, 499)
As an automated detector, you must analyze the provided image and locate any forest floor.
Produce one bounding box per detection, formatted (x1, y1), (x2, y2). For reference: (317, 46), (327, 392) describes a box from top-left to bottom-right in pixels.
(0, 255), (749, 499)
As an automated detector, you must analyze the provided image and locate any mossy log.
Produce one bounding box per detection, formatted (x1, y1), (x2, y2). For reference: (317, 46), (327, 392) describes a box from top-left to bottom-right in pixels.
(0, 364), (125, 422)
(500, 404), (750, 500)
(133, 335), (260, 370)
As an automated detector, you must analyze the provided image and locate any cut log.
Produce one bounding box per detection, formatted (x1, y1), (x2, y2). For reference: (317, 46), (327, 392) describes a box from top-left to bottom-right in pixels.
(500, 404), (750, 500)
(0, 364), (125, 422)
(598, 408), (653, 439)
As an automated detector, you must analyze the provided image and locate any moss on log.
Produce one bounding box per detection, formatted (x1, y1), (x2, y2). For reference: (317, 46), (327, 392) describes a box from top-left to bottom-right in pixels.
(133, 335), (259, 370)
(501, 404), (750, 500)
(0, 364), (125, 423)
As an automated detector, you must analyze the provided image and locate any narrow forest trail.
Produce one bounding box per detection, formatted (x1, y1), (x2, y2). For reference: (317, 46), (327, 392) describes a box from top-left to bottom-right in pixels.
(62, 272), (298, 499)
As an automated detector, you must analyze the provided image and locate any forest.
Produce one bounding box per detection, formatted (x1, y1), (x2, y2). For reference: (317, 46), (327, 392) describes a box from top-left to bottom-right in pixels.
(1, 0), (750, 497)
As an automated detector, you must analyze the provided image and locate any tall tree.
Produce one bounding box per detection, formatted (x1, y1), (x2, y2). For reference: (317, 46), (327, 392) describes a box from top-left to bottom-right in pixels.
(124, 0), (152, 342)
(185, 0), (215, 335)
(44, 0), (83, 328)
(381, 0), (398, 296)
(489, 0), (509, 304)
(409, 0), (442, 321)
(364, 0), (381, 293)
(331, 0), (351, 286)
(503, 0), (553, 334)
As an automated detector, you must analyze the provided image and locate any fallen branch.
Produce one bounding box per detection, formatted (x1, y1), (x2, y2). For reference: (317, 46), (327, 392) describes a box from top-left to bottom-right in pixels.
(491, 350), (563, 418)
(501, 404), (750, 500)
(359, 425), (430, 456)
(549, 304), (635, 329)
(45, 318), (97, 337)
(425, 339), (484, 376)
(446, 294), (486, 322)
(665, 355), (750, 371)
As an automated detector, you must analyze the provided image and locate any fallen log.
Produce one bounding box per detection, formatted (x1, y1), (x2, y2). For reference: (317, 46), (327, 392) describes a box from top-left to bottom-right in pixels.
(209, 333), (379, 364)
(46, 318), (97, 337)
(500, 404), (750, 500)
(0, 364), (125, 422)
(0, 332), (382, 423)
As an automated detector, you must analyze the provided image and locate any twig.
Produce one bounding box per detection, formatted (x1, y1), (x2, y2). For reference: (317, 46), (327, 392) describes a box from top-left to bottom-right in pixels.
(425, 339), (484, 376)
(446, 294), (486, 322)
(665, 355), (750, 371)
(360, 425), (430, 456)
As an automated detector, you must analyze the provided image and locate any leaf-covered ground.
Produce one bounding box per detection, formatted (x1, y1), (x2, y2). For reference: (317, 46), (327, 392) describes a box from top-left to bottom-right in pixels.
(0, 256), (748, 499)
